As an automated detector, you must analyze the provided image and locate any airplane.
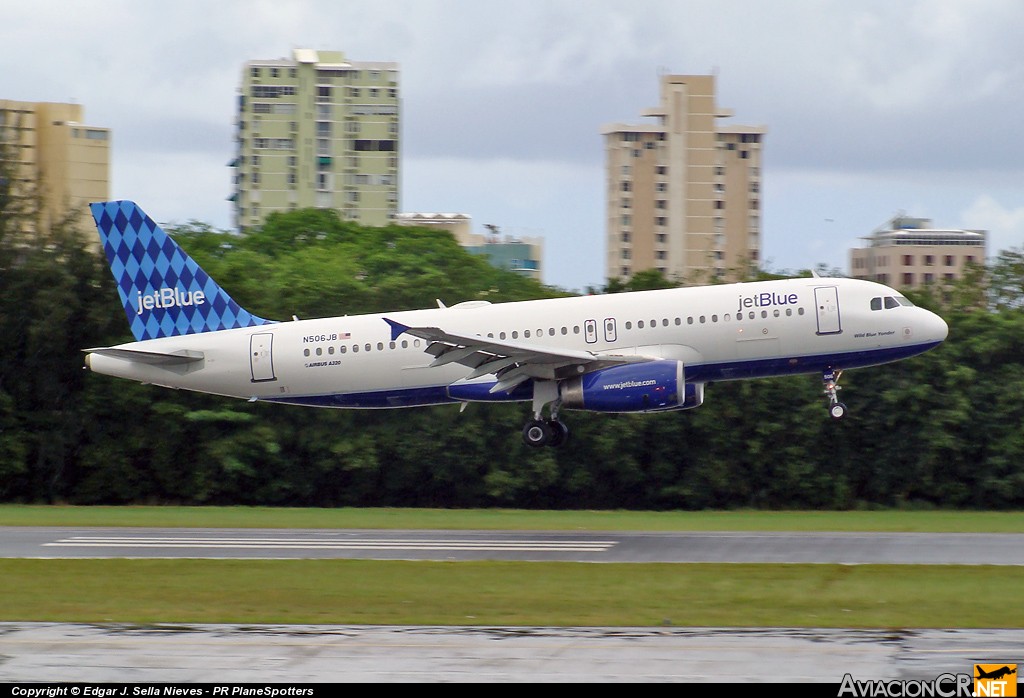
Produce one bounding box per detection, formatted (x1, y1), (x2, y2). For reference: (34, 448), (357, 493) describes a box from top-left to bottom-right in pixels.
(976, 666), (1017, 681)
(84, 200), (949, 448)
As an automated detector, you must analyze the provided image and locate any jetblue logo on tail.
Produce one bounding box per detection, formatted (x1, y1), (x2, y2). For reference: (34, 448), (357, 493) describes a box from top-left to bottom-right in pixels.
(90, 200), (273, 341)
(136, 288), (207, 315)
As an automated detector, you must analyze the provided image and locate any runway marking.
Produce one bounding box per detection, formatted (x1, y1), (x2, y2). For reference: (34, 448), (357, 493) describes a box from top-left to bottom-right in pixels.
(44, 536), (617, 553)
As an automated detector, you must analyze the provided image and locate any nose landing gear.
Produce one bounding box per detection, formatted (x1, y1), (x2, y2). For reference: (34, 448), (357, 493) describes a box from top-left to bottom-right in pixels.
(823, 369), (847, 419)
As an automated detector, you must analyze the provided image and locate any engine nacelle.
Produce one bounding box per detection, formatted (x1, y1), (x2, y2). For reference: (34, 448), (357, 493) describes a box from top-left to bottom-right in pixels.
(560, 360), (686, 413)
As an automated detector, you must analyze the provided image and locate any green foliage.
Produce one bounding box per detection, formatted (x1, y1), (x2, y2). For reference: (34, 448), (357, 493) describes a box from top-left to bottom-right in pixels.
(2, 203), (1024, 509)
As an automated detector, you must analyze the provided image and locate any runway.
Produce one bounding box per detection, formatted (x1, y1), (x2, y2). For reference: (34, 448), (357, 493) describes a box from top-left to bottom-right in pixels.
(3, 527), (1024, 564)
(3, 527), (1021, 682)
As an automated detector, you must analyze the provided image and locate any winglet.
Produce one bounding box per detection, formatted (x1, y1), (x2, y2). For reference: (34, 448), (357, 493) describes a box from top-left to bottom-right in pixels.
(383, 318), (409, 342)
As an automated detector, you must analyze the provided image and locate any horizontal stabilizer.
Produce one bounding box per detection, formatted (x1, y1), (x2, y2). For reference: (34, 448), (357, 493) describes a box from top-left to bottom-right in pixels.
(84, 347), (205, 366)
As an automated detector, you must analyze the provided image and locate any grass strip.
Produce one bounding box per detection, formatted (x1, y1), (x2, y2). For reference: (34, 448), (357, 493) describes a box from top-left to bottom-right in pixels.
(2, 559), (1022, 628)
(0, 506), (1022, 532)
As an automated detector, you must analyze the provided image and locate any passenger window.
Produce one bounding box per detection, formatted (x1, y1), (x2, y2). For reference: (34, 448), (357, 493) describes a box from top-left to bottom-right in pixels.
(871, 297), (882, 311)
(638, 321), (645, 329)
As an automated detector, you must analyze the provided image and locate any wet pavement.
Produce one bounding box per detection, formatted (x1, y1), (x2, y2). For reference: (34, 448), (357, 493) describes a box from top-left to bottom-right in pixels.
(1, 623), (1020, 683)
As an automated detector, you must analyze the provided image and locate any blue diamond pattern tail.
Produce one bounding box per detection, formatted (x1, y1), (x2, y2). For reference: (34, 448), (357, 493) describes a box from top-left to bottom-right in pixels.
(90, 200), (274, 341)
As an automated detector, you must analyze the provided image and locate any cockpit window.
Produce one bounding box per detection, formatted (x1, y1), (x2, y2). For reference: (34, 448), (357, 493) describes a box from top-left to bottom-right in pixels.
(872, 295), (915, 311)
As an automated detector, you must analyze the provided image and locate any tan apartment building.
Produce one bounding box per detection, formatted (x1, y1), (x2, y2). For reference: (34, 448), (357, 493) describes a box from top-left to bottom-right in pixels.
(396, 213), (544, 282)
(0, 100), (110, 234)
(602, 74), (765, 284)
(233, 49), (399, 230)
(850, 215), (986, 288)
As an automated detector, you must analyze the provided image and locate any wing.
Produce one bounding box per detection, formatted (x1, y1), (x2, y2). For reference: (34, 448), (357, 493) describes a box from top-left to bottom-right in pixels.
(384, 318), (651, 393)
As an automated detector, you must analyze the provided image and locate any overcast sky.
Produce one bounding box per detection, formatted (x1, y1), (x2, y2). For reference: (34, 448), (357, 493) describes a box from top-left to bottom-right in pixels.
(5, 0), (1023, 291)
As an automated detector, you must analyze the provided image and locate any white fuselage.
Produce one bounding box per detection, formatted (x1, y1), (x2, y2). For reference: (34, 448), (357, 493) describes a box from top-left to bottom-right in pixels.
(85, 277), (949, 409)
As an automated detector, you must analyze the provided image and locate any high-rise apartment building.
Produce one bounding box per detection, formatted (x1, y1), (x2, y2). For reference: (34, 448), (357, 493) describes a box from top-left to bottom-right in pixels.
(850, 215), (986, 288)
(233, 49), (399, 229)
(0, 100), (110, 234)
(602, 74), (765, 284)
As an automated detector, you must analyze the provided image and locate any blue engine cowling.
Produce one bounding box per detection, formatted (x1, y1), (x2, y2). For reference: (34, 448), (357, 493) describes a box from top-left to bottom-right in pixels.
(560, 360), (695, 413)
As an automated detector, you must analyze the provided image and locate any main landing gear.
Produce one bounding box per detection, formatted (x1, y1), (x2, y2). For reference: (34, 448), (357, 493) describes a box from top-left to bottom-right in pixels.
(522, 379), (569, 448)
(522, 418), (569, 448)
(823, 369), (847, 420)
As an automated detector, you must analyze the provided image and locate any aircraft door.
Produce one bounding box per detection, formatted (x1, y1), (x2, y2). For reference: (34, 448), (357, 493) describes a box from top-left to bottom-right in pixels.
(814, 286), (842, 335)
(250, 333), (276, 382)
(584, 319), (598, 344)
(603, 318), (617, 343)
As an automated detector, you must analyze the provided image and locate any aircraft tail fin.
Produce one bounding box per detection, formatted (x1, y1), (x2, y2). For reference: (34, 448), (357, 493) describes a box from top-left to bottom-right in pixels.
(90, 200), (273, 341)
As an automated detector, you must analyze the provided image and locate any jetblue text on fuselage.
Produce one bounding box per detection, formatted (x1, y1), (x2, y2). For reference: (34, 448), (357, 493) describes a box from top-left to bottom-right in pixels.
(135, 288), (206, 315)
(737, 291), (799, 314)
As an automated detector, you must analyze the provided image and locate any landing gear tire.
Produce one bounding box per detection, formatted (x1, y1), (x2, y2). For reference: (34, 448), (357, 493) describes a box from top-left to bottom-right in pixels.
(547, 419), (569, 448)
(522, 419), (552, 448)
(829, 402), (847, 420)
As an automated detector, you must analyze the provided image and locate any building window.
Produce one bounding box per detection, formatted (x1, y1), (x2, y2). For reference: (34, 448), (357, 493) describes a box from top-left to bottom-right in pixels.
(903, 273), (914, 286)
(902, 255), (914, 266)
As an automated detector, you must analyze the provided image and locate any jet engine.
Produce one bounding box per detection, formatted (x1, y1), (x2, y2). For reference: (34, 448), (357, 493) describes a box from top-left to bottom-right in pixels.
(560, 360), (702, 413)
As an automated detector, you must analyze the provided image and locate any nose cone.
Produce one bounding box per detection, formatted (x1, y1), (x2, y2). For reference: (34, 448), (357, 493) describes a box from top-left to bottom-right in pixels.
(925, 309), (949, 343)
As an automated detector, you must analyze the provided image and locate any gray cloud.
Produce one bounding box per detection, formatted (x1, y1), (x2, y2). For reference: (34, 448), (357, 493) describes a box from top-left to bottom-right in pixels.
(4, 0), (1023, 289)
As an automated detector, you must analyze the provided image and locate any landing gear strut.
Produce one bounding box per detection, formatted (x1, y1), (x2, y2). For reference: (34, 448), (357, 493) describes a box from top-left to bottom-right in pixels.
(522, 380), (569, 448)
(823, 369), (847, 420)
